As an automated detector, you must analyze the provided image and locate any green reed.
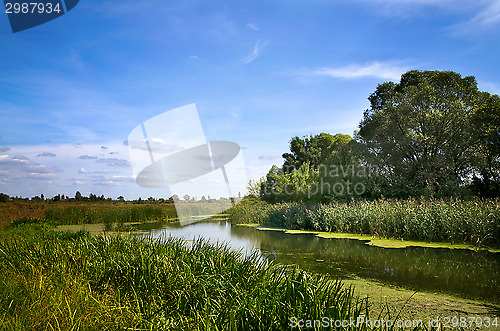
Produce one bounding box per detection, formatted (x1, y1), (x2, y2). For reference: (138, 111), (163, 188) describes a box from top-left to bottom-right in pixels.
(229, 199), (500, 248)
(0, 228), (380, 330)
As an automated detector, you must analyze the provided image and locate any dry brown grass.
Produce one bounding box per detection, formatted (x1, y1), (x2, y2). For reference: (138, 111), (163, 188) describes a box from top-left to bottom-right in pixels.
(0, 203), (46, 230)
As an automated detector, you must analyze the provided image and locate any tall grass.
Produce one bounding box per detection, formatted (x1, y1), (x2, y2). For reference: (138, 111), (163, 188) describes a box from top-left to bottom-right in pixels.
(229, 199), (500, 247)
(0, 228), (375, 330)
(44, 204), (177, 226)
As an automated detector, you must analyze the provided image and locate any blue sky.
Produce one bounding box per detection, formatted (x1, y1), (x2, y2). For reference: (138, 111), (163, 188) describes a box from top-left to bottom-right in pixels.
(1, 0), (500, 199)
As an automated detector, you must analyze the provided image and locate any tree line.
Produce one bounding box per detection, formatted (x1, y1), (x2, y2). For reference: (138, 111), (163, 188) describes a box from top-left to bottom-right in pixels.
(258, 70), (500, 202)
(0, 191), (235, 203)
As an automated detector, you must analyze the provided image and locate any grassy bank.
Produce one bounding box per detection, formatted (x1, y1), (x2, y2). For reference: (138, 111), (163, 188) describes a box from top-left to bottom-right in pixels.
(229, 199), (500, 248)
(0, 225), (373, 330)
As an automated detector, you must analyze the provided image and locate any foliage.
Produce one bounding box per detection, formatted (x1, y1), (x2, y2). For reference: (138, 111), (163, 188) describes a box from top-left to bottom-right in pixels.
(282, 133), (357, 171)
(246, 177), (266, 198)
(260, 161), (377, 203)
(0, 193), (9, 203)
(356, 70), (499, 198)
(470, 92), (500, 197)
(261, 163), (326, 203)
(227, 198), (272, 224)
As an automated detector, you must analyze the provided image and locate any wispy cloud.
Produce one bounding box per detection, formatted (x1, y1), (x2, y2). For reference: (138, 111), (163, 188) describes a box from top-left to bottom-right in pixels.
(96, 158), (131, 168)
(0, 146), (10, 152)
(352, 0), (460, 12)
(125, 138), (183, 154)
(310, 61), (412, 81)
(0, 154), (61, 182)
(36, 152), (56, 157)
(79, 155), (98, 160)
(242, 40), (269, 64)
(359, 0), (454, 5)
(247, 23), (259, 31)
(457, 0), (500, 31)
(360, 0), (500, 34)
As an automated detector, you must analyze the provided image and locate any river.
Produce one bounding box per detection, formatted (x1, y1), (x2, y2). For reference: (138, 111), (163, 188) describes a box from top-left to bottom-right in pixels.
(134, 219), (499, 306)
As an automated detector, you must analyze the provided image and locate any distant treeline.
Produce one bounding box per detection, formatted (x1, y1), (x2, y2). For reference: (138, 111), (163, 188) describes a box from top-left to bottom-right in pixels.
(0, 191), (234, 204)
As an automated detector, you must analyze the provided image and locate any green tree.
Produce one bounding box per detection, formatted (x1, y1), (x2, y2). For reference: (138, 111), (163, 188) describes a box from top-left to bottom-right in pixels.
(75, 191), (82, 201)
(470, 92), (500, 197)
(260, 163), (325, 203)
(282, 133), (355, 172)
(357, 70), (482, 197)
(0, 193), (9, 203)
(246, 177), (266, 197)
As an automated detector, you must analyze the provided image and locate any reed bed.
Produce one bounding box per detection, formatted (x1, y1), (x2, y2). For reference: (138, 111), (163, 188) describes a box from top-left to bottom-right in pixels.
(44, 204), (177, 226)
(0, 227), (373, 330)
(229, 199), (500, 247)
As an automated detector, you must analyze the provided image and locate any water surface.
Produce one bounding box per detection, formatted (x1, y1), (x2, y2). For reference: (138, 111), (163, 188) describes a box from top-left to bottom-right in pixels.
(135, 220), (500, 305)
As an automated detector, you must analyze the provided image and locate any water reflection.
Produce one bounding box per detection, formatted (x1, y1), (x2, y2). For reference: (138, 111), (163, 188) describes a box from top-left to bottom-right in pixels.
(136, 220), (260, 256)
(136, 220), (499, 304)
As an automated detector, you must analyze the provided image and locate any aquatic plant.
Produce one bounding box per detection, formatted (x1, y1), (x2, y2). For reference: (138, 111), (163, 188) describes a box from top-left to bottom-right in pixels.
(229, 199), (500, 248)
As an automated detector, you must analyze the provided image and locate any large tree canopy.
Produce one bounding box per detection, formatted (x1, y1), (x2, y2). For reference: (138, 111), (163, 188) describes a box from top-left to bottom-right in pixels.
(357, 70), (499, 197)
(257, 69), (499, 202)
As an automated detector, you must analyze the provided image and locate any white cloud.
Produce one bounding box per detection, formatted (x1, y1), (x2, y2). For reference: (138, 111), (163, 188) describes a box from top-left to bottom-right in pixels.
(242, 40), (269, 65)
(79, 168), (90, 174)
(247, 23), (259, 31)
(0, 146), (10, 152)
(125, 138), (183, 154)
(311, 61), (412, 81)
(0, 155), (30, 165)
(0, 154), (61, 185)
(26, 173), (58, 180)
(0, 142), (134, 198)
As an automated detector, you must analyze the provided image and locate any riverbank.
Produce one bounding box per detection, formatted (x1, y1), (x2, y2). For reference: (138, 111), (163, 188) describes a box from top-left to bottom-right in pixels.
(235, 222), (500, 327)
(228, 198), (500, 250)
(239, 224), (500, 253)
(345, 277), (500, 329)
